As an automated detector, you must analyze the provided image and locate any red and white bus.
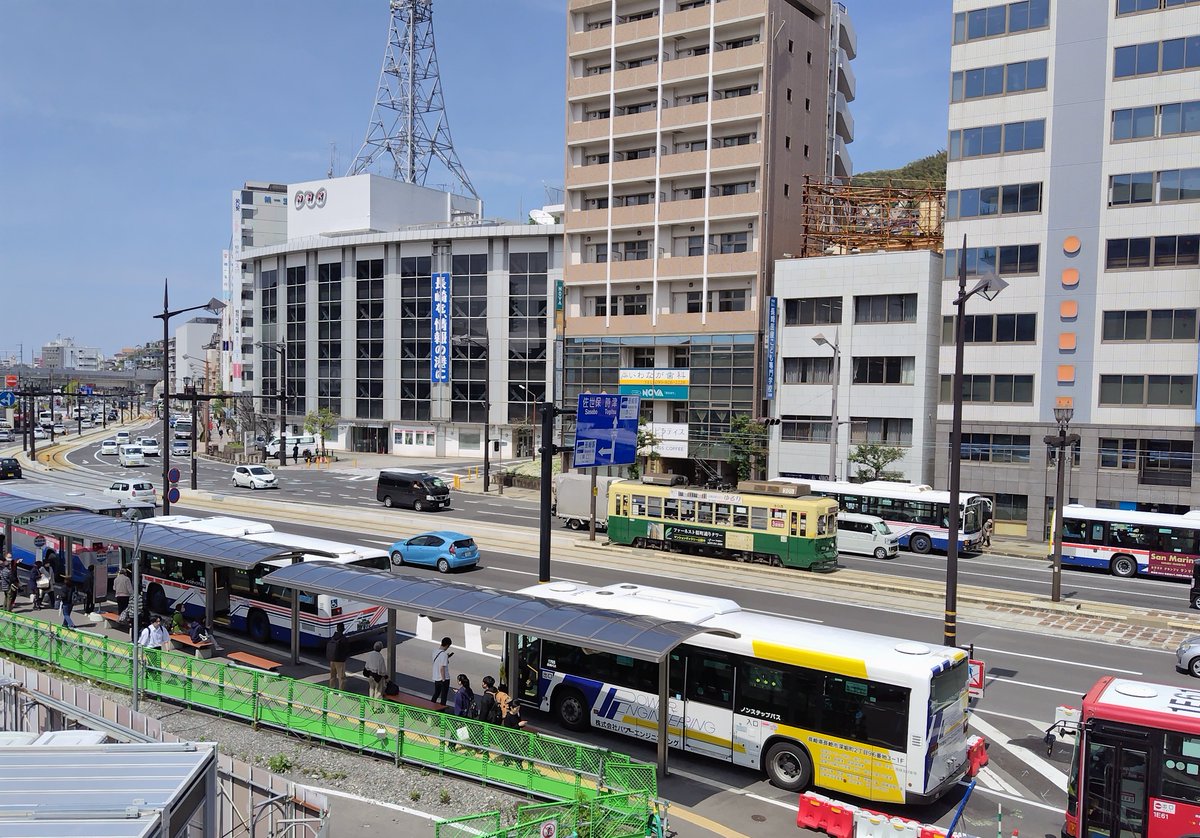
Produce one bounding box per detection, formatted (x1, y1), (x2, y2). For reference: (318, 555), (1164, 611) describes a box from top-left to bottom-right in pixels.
(1062, 676), (1200, 838)
(1059, 505), (1200, 580)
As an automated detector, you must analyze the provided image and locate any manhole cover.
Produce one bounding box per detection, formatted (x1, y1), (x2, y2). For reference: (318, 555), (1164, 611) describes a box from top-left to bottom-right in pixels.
(751, 815), (767, 823)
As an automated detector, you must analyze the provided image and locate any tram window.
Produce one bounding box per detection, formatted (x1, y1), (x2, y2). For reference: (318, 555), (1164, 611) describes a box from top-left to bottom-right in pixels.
(816, 514), (828, 535)
(750, 507), (767, 530)
(771, 507), (788, 527)
(664, 498), (680, 520)
(697, 502), (714, 524)
(1162, 734), (1200, 804)
(686, 650), (734, 708)
(679, 499), (696, 521)
(632, 495), (647, 516)
(647, 496), (662, 518)
(714, 504), (732, 526)
(733, 505), (749, 528)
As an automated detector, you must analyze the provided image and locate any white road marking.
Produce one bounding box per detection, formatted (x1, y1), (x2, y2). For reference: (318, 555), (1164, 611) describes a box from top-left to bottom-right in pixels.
(970, 645), (1142, 675)
(971, 707), (1054, 729)
(742, 792), (797, 811)
(985, 676), (1083, 696)
(958, 780), (1062, 813)
(980, 766), (1020, 796)
(968, 711), (1069, 789)
(486, 566), (590, 584)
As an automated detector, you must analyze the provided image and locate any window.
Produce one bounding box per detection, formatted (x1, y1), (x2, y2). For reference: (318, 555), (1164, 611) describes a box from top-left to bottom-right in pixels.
(1112, 106), (1158, 141)
(949, 120), (1045, 160)
(951, 58), (1048, 101)
(942, 313), (1037, 344)
(960, 433), (1031, 463)
(1108, 172), (1155, 205)
(1099, 374), (1194, 406)
(852, 356), (915, 385)
(722, 85), (758, 98)
(947, 183), (1042, 219)
(952, 0), (1048, 44)
(850, 417), (913, 447)
(1114, 36), (1200, 78)
(355, 257), (386, 420)
(785, 297), (842, 325)
(990, 493), (1028, 523)
(714, 289), (747, 312)
(1101, 309), (1200, 341)
(782, 357), (834, 384)
(1162, 733), (1200, 805)
(1160, 167), (1200, 202)
(621, 294), (648, 316)
(719, 232), (748, 253)
(781, 415), (831, 442)
(1106, 235), (1199, 269)
(940, 374), (1035, 403)
(854, 294), (917, 324)
(1161, 100), (1200, 135)
(316, 262), (342, 413)
(1118, 0), (1200, 13)
(943, 245), (1040, 277)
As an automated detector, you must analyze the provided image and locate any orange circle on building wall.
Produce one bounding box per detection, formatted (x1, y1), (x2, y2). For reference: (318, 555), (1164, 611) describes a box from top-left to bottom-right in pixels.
(1063, 236), (1081, 254)
(1062, 268), (1079, 287)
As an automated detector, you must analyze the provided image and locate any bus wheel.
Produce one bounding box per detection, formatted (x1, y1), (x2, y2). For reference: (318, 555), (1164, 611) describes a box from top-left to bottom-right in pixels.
(764, 740), (812, 792)
(1192, 593), (1200, 611)
(553, 687), (590, 731)
(1110, 555), (1137, 578)
(247, 609), (271, 644)
(147, 584), (168, 615)
(910, 533), (932, 554)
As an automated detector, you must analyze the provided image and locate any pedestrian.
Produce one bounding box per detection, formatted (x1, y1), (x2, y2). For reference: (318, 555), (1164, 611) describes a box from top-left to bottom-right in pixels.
(452, 674), (476, 718)
(137, 615), (170, 650)
(495, 682), (525, 729)
(326, 623), (349, 691)
(41, 553), (57, 609)
(477, 675), (499, 725)
(113, 567), (133, 617)
(363, 641), (388, 700)
(0, 559), (11, 612)
(32, 561), (53, 610)
(983, 518), (994, 549)
(292, 443), (299, 462)
(60, 578), (76, 629)
(188, 617), (211, 645)
(3, 556), (18, 612)
(431, 636), (453, 705)
(83, 565), (96, 615)
(169, 603), (188, 635)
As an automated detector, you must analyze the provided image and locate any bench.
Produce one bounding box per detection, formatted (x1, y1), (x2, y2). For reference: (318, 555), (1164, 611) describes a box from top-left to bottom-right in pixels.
(100, 612), (127, 629)
(225, 651), (283, 672)
(169, 633), (215, 659)
(382, 690), (446, 712)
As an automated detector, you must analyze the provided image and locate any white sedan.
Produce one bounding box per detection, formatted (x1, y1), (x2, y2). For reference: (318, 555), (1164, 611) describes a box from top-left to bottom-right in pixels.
(138, 437), (161, 456)
(232, 465), (278, 490)
(99, 439), (119, 456)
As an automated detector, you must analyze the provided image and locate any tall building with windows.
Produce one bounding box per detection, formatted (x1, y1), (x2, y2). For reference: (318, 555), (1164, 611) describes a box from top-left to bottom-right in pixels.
(938, 0), (1200, 538)
(561, 0), (855, 478)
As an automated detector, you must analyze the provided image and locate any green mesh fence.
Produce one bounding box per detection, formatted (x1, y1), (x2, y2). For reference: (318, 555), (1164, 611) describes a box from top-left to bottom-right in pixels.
(434, 792), (664, 838)
(0, 611), (658, 807)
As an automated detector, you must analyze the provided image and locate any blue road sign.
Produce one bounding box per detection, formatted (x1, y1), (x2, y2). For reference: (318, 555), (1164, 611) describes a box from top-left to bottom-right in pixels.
(168, 467), (181, 483)
(0, 391), (15, 408)
(167, 487), (181, 505)
(573, 393), (640, 467)
(79, 385), (93, 396)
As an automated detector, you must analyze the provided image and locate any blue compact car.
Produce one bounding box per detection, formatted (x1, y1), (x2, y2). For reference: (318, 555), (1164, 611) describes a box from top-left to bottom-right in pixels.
(388, 531), (480, 573)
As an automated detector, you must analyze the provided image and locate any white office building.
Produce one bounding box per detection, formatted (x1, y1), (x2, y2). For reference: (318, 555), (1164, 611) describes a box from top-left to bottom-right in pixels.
(939, 0), (1200, 537)
(38, 337), (103, 371)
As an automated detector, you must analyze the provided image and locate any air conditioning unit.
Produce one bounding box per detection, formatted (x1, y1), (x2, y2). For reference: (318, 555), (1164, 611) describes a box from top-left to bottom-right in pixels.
(737, 480), (806, 497)
(642, 473), (689, 486)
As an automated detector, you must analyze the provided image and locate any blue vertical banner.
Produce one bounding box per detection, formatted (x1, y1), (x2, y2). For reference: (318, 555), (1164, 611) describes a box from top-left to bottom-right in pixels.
(431, 272), (451, 383)
(765, 296), (779, 400)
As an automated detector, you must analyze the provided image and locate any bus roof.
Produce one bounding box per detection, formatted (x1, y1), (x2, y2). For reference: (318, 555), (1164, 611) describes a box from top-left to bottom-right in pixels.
(1085, 676), (1200, 735)
(0, 485), (155, 514)
(245, 531), (386, 565)
(775, 477), (986, 506)
(519, 582), (964, 680)
(143, 515), (275, 538)
(1063, 505), (1200, 527)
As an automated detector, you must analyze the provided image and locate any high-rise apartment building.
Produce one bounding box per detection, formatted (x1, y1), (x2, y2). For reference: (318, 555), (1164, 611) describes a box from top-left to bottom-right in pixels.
(561, 0), (855, 475)
(220, 181), (288, 394)
(938, 0), (1200, 538)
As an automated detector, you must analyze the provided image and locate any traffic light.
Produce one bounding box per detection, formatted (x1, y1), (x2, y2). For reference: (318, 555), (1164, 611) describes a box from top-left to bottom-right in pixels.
(758, 417), (781, 426)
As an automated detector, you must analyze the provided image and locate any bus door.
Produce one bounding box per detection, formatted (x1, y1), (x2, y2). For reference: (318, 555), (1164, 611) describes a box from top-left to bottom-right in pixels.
(1081, 726), (1149, 838)
(211, 568), (231, 622)
(677, 648), (736, 762)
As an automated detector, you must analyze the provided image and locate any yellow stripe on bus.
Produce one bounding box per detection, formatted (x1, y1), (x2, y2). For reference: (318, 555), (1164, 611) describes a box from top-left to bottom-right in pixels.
(751, 640), (870, 679)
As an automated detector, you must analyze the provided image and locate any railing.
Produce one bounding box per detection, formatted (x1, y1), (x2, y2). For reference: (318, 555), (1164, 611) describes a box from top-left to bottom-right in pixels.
(437, 791), (664, 838)
(0, 611), (657, 803)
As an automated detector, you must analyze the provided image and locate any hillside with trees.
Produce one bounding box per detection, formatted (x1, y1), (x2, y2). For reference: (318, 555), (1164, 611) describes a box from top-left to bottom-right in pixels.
(852, 151), (947, 189)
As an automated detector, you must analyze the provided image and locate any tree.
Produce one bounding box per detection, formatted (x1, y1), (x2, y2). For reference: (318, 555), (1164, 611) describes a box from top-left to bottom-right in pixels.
(303, 408), (338, 456)
(629, 424), (662, 480)
(723, 415), (768, 481)
(847, 443), (906, 482)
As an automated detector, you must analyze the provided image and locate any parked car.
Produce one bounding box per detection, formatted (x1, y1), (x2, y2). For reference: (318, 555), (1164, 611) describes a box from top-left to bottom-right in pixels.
(232, 465), (278, 490)
(99, 438), (119, 455)
(388, 531), (479, 573)
(0, 457), (22, 480)
(104, 480), (157, 503)
(138, 437), (161, 456)
(170, 439), (190, 456)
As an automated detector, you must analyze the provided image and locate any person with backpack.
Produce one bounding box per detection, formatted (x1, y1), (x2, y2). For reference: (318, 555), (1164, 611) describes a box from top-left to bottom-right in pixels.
(495, 682), (526, 729)
(477, 676), (500, 725)
(452, 674), (476, 718)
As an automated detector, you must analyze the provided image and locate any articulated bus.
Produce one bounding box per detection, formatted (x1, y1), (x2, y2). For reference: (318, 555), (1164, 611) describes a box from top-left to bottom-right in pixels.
(606, 479), (839, 571)
(514, 582), (970, 803)
(1062, 676), (1200, 838)
(1059, 504), (1200, 580)
(775, 478), (989, 555)
(141, 515), (390, 646)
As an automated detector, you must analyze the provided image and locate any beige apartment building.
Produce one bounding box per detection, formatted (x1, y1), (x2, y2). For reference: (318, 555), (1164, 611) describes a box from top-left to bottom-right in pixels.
(561, 0), (855, 475)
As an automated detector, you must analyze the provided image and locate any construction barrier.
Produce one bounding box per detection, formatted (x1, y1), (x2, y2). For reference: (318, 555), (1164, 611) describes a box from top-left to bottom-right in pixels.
(799, 791), (974, 838)
(853, 809), (922, 838)
(966, 734), (989, 777)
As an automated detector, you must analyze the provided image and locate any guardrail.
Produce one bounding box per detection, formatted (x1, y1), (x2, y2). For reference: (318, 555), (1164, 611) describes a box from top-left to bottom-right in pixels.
(0, 611), (657, 802)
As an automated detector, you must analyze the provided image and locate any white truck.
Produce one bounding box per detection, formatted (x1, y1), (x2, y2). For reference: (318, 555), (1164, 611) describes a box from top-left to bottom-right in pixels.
(553, 473), (623, 531)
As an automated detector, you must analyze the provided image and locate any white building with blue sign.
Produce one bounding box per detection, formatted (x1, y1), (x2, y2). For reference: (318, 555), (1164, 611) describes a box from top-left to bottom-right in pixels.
(239, 175), (562, 458)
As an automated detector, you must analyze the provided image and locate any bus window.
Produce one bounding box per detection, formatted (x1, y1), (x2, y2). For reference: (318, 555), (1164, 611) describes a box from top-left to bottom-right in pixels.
(733, 506), (749, 529)
(1089, 522), (1106, 543)
(736, 659), (787, 721)
(664, 498), (679, 520)
(1110, 522), (1148, 547)
(687, 650), (734, 708)
(750, 507), (767, 530)
(679, 499), (696, 521)
(1158, 527), (1199, 555)
(669, 650), (686, 699)
(697, 502), (714, 525)
(1063, 519), (1087, 542)
(714, 504), (732, 526)
(647, 496), (662, 518)
(1162, 733), (1200, 804)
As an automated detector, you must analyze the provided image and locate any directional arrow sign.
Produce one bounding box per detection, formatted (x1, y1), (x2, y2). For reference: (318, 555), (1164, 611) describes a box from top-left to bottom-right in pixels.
(0, 391), (16, 408)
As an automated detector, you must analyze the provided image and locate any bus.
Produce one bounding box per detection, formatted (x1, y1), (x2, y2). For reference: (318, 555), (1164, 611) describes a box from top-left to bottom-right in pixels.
(1, 484), (155, 573)
(1059, 504), (1200, 580)
(140, 515), (391, 646)
(1060, 676), (1200, 838)
(605, 479), (839, 571)
(775, 478), (990, 555)
(514, 581), (970, 803)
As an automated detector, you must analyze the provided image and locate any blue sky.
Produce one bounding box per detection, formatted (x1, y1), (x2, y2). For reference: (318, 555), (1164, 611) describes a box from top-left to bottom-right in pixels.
(0, 1), (949, 359)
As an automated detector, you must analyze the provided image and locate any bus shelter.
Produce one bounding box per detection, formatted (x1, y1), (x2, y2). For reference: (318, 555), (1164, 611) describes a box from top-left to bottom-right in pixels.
(260, 561), (736, 774)
(28, 512), (313, 663)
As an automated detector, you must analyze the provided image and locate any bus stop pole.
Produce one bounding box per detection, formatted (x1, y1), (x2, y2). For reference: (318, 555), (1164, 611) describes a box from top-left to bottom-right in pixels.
(657, 659), (669, 777)
(504, 631), (519, 692)
(386, 609), (397, 683)
(290, 558), (301, 666)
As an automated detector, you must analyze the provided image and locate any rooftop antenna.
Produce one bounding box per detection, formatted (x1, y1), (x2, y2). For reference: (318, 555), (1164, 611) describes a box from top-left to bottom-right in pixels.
(348, 0), (478, 199)
(327, 142), (337, 179)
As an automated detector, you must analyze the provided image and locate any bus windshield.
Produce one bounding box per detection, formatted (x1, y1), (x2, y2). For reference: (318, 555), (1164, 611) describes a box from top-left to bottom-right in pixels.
(930, 658), (968, 711)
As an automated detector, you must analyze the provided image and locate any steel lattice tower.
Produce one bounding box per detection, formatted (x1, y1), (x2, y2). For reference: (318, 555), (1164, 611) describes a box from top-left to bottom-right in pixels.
(348, 0), (478, 199)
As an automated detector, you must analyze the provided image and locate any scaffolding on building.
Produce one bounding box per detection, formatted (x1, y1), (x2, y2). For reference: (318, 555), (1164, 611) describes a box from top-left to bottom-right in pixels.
(800, 177), (946, 257)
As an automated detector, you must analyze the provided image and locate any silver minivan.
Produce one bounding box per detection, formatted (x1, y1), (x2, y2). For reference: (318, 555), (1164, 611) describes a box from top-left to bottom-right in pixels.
(118, 445), (145, 468)
(837, 512), (900, 559)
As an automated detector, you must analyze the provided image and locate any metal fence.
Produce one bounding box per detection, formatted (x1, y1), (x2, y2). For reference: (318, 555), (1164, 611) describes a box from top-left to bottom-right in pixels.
(436, 792), (664, 838)
(0, 610), (657, 803)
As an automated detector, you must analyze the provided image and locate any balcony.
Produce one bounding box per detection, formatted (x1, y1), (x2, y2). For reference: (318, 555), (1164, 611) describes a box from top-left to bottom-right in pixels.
(654, 191), (760, 224)
(833, 135), (853, 179)
(714, 0), (769, 26)
(567, 71), (612, 100)
(567, 308), (759, 337)
(658, 142), (763, 177)
(836, 5), (857, 60)
(610, 62), (660, 94)
(834, 92), (854, 143)
(568, 202), (656, 232)
(837, 48), (856, 102)
(713, 42), (766, 73)
(567, 108), (658, 144)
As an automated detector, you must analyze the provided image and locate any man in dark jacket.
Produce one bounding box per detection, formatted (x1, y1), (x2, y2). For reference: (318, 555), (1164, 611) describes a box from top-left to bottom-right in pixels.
(326, 623), (349, 691)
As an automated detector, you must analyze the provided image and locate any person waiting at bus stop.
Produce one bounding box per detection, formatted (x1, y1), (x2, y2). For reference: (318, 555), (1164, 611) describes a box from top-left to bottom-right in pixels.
(362, 641), (388, 700)
(137, 615), (170, 650)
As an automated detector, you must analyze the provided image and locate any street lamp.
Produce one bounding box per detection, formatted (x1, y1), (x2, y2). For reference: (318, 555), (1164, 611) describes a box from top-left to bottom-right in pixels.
(122, 509), (145, 712)
(153, 279), (226, 514)
(943, 246), (1008, 648)
(452, 334), (491, 493)
(812, 332), (841, 481)
(1046, 403), (1080, 603)
(255, 341), (288, 468)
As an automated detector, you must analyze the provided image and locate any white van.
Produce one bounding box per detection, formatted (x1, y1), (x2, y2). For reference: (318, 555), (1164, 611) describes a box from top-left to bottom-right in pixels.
(265, 434), (317, 457)
(837, 512), (900, 559)
(118, 445), (145, 468)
